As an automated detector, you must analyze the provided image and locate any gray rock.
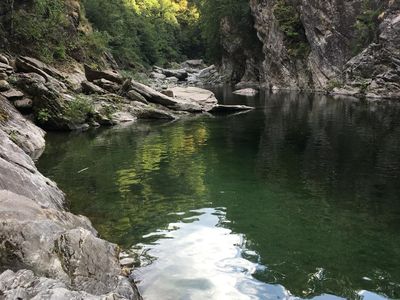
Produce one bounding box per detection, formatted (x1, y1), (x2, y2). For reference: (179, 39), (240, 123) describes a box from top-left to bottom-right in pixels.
(150, 72), (167, 80)
(127, 90), (148, 104)
(0, 54), (9, 65)
(126, 80), (203, 112)
(130, 101), (177, 120)
(0, 72), (8, 80)
(120, 258), (135, 267)
(0, 62), (13, 75)
(0, 192), (140, 299)
(111, 112), (136, 124)
(0, 95), (45, 156)
(161, 90), (174, 97)
(93, 78), (121, 93)
(0, 269), (140, 300)
(16, 56), (65, 82)
(233, 88), (258, 96)
(1, 88), (24, 101)
(165, 76), (179, 83)
(82, 80), (106, 95)
(0, 79), (10, 92)
(181, 59), (205, 69)
(13, 98), (33, 112)
(169, 86), (218, 112)
(153, 66), (188, 81)
(84, 64), (123, 84)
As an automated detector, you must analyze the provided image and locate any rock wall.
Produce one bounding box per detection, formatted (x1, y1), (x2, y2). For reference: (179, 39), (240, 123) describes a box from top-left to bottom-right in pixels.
(0, 86), (141, 299)
(222, 0), (400, 99)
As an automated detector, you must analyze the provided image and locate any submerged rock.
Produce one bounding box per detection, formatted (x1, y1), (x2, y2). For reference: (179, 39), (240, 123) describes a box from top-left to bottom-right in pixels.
(233, 88), (258, 96)
(209, 104), (255, 114)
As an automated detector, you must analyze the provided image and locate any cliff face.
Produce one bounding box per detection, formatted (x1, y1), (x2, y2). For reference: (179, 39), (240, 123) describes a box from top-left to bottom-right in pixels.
(221, 0), (400, 99)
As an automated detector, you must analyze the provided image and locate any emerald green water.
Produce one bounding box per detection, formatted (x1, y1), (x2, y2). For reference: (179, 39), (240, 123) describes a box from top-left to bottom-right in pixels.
(37, 89), (400, 300)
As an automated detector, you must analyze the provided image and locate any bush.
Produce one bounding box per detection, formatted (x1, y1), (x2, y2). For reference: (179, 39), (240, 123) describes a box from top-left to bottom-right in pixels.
(12, 0), (70, 62)
(353, 0), (383, 55)
(274, 0), (310, 59)
(64, 95), (94, 124)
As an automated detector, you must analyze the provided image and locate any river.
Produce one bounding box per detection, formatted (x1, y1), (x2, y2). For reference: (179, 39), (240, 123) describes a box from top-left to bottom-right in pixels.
(37, 88), (400, 300)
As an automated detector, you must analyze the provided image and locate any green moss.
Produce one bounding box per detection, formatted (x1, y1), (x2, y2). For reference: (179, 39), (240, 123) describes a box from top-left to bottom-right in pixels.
(274, 0), (310, 59)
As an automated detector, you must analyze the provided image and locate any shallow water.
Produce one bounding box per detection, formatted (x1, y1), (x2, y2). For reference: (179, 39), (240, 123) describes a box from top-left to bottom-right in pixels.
(38, 89), (400, 300)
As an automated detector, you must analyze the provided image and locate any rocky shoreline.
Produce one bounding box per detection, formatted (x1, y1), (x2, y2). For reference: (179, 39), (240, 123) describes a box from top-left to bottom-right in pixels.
(0, 54), (254, 299)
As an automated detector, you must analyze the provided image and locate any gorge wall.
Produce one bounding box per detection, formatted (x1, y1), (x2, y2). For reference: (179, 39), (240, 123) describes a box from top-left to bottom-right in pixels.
(221, 0), (400, 99)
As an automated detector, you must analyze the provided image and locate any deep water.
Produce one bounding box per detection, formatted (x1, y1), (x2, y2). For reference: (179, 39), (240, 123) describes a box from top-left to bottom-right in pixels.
(38, 88), (400, 300)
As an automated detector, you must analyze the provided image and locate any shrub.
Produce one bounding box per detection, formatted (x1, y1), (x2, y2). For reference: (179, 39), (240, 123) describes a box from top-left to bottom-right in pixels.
(37, 109), (50, 124)
(353, 0), (383, 55)
(64, 95), (94, 124)
(274, 0), (310, 59)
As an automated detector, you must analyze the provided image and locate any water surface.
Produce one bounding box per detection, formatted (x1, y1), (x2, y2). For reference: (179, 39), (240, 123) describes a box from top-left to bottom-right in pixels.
(38, 89), (400, 300)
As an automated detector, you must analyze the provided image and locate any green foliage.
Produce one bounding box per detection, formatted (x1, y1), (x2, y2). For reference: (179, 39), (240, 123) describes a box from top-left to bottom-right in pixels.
(274, 0), (310, 59)
(12, 0), (68, 62)
(64, 95), (94, 124)
(82, 0), (203, 67)
(37, 109), (50, 124)
(353, 0), (382, 55)
(7, 0), (108, 63)
(326, 79), (343, 92)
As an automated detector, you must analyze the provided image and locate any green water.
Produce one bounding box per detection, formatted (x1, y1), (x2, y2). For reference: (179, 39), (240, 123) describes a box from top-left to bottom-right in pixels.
(37, 89), (400, 300)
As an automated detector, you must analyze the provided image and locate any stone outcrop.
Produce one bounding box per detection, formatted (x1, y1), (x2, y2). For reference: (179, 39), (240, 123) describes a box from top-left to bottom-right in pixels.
(220, 0), (400, 99)
(339, 6), (400, 99)
(0, 88), (141, 299)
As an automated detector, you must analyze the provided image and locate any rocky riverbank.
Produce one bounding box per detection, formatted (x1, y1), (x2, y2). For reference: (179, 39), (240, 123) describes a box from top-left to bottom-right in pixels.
(0, 53), (253, 299)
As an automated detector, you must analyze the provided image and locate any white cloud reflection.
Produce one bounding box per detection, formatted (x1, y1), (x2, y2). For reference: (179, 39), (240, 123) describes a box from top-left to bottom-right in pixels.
(132, 208), (389, 300)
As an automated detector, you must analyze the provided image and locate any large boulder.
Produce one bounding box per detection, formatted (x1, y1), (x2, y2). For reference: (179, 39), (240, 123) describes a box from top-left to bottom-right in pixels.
(0, 62), (13, 76)
(84, 64), (123, 84)
(0, 95), (45, 156)
(123, 80), (203, 112)
(81, 80), (106, 95)
(0, 80), (10, 92)
(16, 56), (65, 82)
(0, 127), (64, 210)
(93, 78), (121, 93)
(0, 191), (140, 299)
(168, 86), (219, 112)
